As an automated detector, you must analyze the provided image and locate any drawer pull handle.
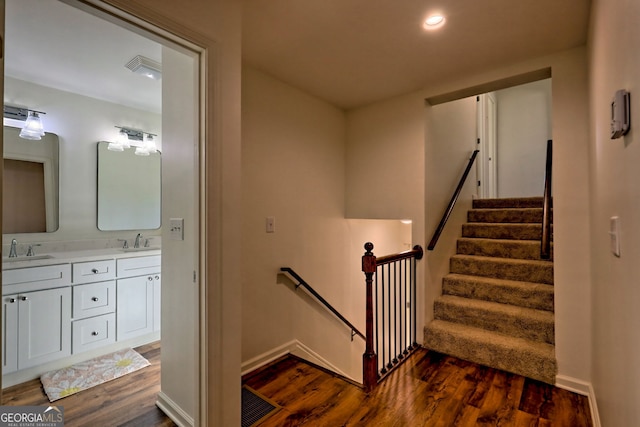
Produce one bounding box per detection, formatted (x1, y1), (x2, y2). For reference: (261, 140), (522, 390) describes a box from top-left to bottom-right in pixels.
(8, 298), (16, 303)
(91, 268), (99, 274)
(20, 296), (28, 301)
(91, 297), (99, 302)
(91, 331), (99, 336)
(148, 277), (153, 281)
(155, 275), (160, 280)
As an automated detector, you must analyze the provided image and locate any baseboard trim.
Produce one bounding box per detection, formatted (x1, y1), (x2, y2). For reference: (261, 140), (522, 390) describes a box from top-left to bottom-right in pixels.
(555, 375), (601, 427)
(156, 392), (194, 427)
(241, 340), (358, 383)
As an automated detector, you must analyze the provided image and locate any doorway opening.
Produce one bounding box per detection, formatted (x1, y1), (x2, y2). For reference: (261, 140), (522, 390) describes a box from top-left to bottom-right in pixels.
(2, 0), (203, 424)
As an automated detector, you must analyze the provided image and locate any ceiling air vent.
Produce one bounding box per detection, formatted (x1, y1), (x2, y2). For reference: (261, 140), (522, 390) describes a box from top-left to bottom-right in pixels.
(125, 55), (162, 80)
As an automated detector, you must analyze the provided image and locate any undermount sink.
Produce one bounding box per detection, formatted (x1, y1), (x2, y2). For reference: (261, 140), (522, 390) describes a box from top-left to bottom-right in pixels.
(119, 247), (161, 253)
(3, 254), (55, 263)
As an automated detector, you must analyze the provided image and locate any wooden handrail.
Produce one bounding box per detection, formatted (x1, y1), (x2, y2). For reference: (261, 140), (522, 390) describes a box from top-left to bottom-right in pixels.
(280, 267), (365, 341)
(376, 245), (424, 265)
(540, 140), (553, 259)
(428, 150), (480, 250)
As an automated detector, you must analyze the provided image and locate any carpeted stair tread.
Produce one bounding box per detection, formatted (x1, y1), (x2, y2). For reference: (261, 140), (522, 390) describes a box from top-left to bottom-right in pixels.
(424, 319), (557, 384)
(434, 295), (555, 344)
(443, 273), (554, 311)
(467, 208), (549, 224)
(450, 254), (554, 285)
(462, 223), (546, 240)
(456, 237), (553, 260)
(472, 197), (547, 209)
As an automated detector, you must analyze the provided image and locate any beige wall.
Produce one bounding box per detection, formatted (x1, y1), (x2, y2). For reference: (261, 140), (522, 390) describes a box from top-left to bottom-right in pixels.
(424, 97), (478, 322)
(496, 79), (552, 198)
(588, 0), (640, 424)
(241, 66), (363, 379)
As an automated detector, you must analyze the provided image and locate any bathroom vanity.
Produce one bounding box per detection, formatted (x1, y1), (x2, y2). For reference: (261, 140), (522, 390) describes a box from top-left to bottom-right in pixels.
(2, 248), (160, 385)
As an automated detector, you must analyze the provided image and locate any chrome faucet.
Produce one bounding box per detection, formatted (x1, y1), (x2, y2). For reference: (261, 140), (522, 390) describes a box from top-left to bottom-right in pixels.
(26, 244), (41, 257)
(134, 233), (143, 248)
(9, 239), (18, 258)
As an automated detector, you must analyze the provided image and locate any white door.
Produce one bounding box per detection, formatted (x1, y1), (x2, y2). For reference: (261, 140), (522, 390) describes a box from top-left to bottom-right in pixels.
(3, 295), (18, 374)
(476, 93), (498, 198)
(116, 276), (154, 341)
(18, 287), (71, 370)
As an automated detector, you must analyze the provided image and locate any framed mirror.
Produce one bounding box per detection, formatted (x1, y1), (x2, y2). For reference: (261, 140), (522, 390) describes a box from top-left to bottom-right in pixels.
(97, 141), (161, 231)
(3, 126), (59, 233)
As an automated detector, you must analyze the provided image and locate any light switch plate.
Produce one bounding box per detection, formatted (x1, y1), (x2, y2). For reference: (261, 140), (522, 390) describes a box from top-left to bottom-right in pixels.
(610, 216), (620, 257)
(170, 218), (184, 241)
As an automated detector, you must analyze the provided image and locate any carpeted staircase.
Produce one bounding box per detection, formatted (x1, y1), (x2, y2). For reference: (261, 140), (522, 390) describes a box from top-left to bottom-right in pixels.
(424, 197), (557, 384)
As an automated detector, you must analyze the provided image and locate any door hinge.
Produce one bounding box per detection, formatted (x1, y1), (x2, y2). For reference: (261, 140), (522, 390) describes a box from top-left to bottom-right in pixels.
(478, 180), (481, 186)
(476, 96), (480, 102)
(477, 138), (480, 144)
(193, 270), (197, 283)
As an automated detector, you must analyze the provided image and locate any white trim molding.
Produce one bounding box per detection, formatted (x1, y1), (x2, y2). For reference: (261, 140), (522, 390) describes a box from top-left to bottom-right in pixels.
(156, 392), (195, 427)
(556, 375), (601, 427)
(241, 339), (358, 383)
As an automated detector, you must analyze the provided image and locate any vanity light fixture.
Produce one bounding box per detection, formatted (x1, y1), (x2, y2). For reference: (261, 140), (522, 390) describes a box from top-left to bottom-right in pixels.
(125, 55), (162, 80)
(3, 105), (46, 140)
(108, 126), (142, 152)
(108, 126), (159, 155)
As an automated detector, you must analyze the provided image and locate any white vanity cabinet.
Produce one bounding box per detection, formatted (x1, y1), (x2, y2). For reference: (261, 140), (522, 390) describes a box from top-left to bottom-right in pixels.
(71, 259), (117, 354)
(3, 288), (72, 374)
(2, 264), (72, 374)
(116, 255), (161, 341)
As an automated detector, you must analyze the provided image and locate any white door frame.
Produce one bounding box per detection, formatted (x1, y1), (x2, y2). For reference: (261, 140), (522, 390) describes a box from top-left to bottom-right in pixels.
(2, 0), (212, 424)
(476, 93), (498, 198)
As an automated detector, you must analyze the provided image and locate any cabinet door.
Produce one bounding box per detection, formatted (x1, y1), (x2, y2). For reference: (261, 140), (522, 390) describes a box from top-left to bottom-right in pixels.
(3, 295), (19, 374)
(18, 287), (71, 370)
(153, 274), (161, 332)
(117, 276), (153, 341)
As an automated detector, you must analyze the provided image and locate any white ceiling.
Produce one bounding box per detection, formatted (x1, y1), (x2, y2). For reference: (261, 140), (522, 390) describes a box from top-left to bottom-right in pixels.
(243, 0), (592, 109)
(5, 0), (162, 113)
(4, 1), (591, 113)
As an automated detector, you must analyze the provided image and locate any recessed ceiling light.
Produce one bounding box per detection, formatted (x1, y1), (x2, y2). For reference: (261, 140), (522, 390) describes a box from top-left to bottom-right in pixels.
(424, 14), (445, 29)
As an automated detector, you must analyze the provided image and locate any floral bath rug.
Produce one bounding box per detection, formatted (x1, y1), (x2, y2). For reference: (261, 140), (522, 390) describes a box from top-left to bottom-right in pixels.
(40, 348), (150, 401)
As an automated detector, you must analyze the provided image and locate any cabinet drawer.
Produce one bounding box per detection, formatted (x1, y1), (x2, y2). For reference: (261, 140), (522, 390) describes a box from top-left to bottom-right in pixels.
(3, 264), (71, 295)
(72, 259), (116, 284)
(72, 313), (116, 354)
(72, 281), (116, 320)
(117, 255), (161, 278)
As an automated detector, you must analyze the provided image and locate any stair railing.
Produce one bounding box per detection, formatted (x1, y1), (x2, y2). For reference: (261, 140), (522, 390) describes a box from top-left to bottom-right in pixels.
(362, 242), (424, 392)
(428, 150), (480, 250)
(280, 267), (365, 341)
(540, 140), (553, 259)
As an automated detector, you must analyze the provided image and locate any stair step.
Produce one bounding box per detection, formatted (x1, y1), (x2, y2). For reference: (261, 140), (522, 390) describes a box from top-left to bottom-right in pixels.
(450, 254), (554, 284)
(468, 208), (549, 224)
(434, 295), (554, 344)
(457, 237), (552, 260)
(472, 197), (546, 209)
(424, 319), (557, 384)
(443, 273), (554, 311)
(462, 223), (544, 240)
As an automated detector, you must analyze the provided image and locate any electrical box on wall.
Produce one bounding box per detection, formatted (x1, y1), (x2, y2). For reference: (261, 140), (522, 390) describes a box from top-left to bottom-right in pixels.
(611, 89), (630, 139)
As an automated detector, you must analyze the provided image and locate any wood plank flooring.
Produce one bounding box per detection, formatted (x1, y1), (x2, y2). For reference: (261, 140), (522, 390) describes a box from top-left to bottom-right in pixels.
(1, 341), (175, 427)
(243, 349), (593, 426)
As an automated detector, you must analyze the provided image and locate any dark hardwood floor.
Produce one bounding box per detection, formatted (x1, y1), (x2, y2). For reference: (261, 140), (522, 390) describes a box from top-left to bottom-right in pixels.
(243, 349), (593, 426)
(1, 341), (175, 427)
